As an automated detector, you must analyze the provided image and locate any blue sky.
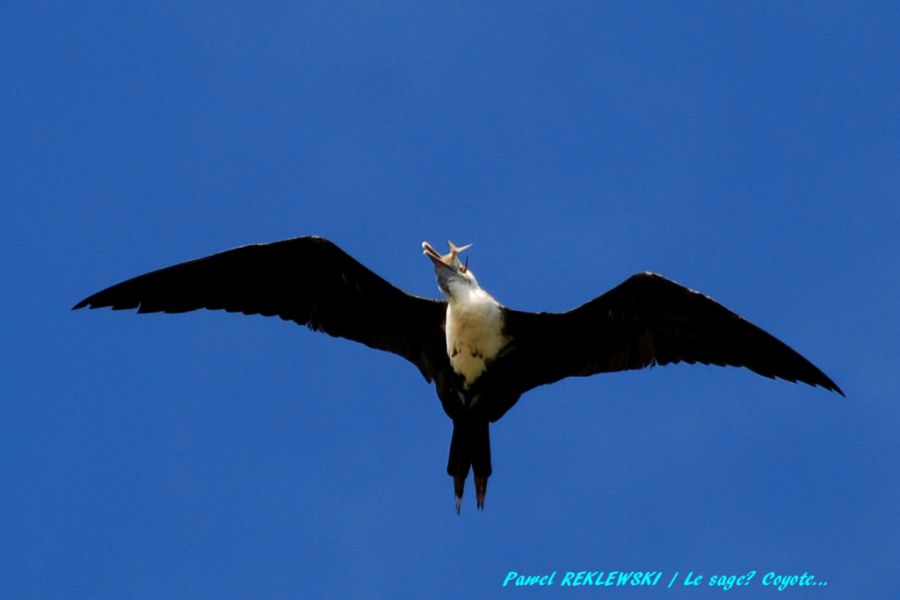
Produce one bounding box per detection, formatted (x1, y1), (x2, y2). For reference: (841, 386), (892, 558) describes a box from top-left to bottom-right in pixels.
(3, 3), (898, 598)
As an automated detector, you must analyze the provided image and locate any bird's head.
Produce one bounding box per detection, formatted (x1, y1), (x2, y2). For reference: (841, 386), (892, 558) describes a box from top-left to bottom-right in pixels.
(422, 240), (479, 299)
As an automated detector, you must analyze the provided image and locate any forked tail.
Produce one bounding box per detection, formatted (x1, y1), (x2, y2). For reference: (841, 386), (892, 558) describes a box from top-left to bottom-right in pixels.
(447, 419), (492, 513)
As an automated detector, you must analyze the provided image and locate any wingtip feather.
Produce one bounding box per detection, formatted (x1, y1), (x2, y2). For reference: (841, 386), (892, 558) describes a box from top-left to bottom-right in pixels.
(826, 381), (845, 397)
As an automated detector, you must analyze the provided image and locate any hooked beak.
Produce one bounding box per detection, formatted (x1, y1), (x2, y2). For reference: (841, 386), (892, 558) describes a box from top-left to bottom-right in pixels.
(421, 241), (445, 265)
(422, 241), (472, 272)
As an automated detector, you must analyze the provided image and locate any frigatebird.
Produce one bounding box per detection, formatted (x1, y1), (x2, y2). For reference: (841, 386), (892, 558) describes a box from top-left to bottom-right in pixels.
(73, 236), (843, 512)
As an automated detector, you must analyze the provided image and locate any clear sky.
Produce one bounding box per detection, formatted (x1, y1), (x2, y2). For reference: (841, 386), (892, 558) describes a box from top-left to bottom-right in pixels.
(3, 3), (898, 598)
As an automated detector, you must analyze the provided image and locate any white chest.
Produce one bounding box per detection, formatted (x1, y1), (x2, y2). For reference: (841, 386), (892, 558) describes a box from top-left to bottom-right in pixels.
(445, 289), (507, 386)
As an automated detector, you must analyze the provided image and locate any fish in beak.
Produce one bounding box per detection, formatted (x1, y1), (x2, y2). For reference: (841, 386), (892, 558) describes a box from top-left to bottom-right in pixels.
(422, 241), (472, 272)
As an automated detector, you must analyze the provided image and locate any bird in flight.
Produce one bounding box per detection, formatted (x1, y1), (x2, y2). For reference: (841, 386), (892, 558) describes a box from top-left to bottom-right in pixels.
(73, 236), (843, 512)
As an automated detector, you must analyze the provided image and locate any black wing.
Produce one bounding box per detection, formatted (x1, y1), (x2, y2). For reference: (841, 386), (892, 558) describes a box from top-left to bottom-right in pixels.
(73, 236), (448, 380)
(503, 272), (843, 395)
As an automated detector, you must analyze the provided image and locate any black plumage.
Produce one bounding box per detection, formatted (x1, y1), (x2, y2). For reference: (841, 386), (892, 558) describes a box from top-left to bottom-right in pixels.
(74, 237), (447, 381)
(74, 235), (842, 511)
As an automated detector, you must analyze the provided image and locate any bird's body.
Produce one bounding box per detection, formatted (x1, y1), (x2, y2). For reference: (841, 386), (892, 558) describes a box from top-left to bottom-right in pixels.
(73, 236), (843, 512)
(445, 286), (507, 386)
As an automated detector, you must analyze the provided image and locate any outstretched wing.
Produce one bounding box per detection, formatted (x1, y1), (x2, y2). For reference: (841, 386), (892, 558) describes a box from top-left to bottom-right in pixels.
(503, 272), (843, 395)
(73, 236), (448, 380)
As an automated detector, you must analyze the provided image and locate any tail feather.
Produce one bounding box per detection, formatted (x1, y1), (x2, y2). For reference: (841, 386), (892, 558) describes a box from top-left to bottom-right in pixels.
(448, 419), (491, 512)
